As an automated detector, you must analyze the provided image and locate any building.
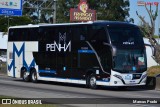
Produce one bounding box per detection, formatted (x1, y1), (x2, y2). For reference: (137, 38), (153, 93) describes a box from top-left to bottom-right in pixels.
(0, 32), (7, 55)
(143, 38), (158, 67)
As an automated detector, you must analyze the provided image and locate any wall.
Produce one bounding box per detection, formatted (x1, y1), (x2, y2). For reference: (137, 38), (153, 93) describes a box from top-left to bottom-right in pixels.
(143, 38), (159, 67)
(0, 32), (7, 50)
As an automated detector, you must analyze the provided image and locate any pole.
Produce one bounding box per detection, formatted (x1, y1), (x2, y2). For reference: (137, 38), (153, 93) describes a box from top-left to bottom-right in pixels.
(159, 10), (160, 35)
(8, 16), (10, 28)
(53, 0), (57, 23)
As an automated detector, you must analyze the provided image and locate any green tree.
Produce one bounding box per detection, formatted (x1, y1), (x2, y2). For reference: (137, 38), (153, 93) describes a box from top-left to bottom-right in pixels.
(136, 3), (160, 64)
(57, 0), (130, 23)
(0, 16), (32, 32)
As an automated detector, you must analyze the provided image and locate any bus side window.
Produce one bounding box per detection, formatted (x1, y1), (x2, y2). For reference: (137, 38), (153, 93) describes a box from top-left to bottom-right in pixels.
(8, 29), (14, 41)
(44, 27), (56, 42)
(72, 25), (87, 42)
(18, 28), (25, 41)
(30, 28), (38, 41)
(14, 29), (19, 41)
(55, 26), (72, 44)
(50, 27), (56, 42)
(9, 29), (20, 41)
(88, 25), (108, 43)
(38, 28), (46, 42)
(22, 28), (29, 41)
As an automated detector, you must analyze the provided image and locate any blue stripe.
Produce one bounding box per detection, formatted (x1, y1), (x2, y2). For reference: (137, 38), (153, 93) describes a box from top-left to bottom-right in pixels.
(97, 80), (110, 82)
(39, 76), (82, 80)
(39, 70), (56, 73)
(78, 50), (94, 53)
(39, 76), (110, 83)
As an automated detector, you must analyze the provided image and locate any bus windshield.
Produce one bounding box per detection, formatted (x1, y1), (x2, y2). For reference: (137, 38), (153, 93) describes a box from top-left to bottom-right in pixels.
(113, 49), (147, 73)
(107, 27), (144, 46)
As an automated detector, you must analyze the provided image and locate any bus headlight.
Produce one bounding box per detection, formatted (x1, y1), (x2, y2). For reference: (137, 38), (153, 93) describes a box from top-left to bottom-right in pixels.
(113, 74), (125, 84)
(113, 74), (123, 80)
(141, 74), (147, 80)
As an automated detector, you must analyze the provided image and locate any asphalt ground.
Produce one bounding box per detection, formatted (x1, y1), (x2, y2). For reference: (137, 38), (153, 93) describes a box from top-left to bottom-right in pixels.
(0, 75), (160, 107)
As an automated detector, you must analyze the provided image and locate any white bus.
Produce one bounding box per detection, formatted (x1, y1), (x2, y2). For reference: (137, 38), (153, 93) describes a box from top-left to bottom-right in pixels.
(7, 21), (147, 89)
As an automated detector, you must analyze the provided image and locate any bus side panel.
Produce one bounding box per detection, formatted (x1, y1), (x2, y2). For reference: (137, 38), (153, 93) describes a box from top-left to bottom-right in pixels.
(25, 42), (38, 72)
(7, 42), (14, 77)
(7, 42), (38, 78)
(7, 42), (23, 78)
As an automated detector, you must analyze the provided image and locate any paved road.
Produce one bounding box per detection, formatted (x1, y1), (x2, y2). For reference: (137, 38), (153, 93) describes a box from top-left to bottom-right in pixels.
(0, 75), (160, 107)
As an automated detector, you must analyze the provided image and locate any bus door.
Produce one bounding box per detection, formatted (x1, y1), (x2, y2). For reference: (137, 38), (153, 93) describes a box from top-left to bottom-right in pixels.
(71, 25), (98, 79)
(88, 25), (112, 74)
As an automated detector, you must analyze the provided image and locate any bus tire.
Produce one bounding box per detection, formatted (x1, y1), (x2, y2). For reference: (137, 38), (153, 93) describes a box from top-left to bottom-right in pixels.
(88, 74), (97, 89)
(86, 76), (89, 88)
(31, 69), (38, 83)
(22, 69), (30, 82)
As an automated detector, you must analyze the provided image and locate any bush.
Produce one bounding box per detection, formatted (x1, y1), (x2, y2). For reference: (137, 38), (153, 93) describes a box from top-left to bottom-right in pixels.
(0, 62), (7, 74)
(147, 66), (160, 77)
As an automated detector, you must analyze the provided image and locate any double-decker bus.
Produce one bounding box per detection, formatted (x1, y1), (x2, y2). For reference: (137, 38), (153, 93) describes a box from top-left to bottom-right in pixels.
(7, 21), (147, 89)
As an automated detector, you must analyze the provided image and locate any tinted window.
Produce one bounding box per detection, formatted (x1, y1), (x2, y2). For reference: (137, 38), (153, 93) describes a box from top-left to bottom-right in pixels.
(72, 25), (87, 42)
(30, 28), (39, 41)
(55, 26), (72, 43)
(8, 29), (18, 41)
(8, 28), (39, 41)
(88, 25), (108, 42)
(40, 26), (72, 43)
(107, 27), (144, 46)
(113, 49), (147, 73)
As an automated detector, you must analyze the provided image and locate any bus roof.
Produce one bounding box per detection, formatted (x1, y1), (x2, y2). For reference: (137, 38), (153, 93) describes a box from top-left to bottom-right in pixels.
(93, 21), (137, 27)
(9, 21), (136, 29)
(8, 22), (93, 29)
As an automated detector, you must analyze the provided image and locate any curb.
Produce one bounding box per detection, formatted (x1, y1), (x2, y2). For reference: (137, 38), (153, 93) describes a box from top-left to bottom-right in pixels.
(145, 76), (160, 91)
(155, 77), (160, 91)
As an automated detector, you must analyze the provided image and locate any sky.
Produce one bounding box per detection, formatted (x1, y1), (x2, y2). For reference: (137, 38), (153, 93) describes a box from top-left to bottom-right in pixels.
(129, 0), (160, 35)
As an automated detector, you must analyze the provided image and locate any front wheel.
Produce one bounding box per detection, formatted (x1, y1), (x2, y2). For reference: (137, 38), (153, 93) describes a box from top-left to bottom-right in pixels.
(88, 74), (97, 89)
(31, 69), (38, 83)
(22, 69), (30, 82)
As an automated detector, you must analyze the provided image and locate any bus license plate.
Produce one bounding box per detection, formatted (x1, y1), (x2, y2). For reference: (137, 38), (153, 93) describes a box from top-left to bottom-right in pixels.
(125, 74), (132, 80)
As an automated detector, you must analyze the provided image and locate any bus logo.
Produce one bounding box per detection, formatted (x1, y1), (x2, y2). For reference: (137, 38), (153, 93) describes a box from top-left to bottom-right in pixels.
(46, 32), (71, 52)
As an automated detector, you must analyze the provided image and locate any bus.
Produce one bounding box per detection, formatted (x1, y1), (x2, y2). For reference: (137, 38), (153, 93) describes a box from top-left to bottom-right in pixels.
(7, 21), (147, 89)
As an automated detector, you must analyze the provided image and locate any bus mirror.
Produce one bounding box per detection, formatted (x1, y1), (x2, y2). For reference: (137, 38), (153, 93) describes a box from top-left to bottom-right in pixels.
(103, 42), (117, 56)
(112, 46), (117, 56)
(145, 44), (155, 56)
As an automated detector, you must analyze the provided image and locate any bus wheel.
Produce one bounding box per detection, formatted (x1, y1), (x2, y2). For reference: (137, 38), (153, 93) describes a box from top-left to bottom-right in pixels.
(88, 74), (97, 89)
(22, 69), (30, 82)
(31, 69), (38, 83)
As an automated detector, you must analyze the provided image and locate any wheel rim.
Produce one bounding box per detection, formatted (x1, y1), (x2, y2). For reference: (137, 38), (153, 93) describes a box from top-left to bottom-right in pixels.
(90, 76), (96, 87)
(23, 72), (28, 80)
(32, 72), (37, 81)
